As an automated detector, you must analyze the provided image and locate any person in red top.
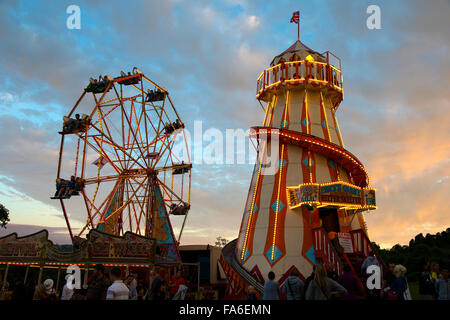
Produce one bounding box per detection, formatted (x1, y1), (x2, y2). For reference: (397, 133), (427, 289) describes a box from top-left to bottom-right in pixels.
(169, 271), (186, 298)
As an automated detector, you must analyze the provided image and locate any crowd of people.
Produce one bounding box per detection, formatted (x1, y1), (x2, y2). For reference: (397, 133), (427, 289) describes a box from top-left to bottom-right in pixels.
(4, 259), (448, 301)
(254, 257), (450, 301)
(6, 264), (188, 301)
(418, 261), (449, 300)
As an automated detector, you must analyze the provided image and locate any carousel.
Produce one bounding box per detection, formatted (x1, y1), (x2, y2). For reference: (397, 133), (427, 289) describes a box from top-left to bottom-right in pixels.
(0, 69), (193, 297)
(220, 17), (385, 298)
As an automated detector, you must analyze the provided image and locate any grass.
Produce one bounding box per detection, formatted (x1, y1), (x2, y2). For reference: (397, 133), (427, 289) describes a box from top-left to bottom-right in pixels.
(408, 281), (420, 300)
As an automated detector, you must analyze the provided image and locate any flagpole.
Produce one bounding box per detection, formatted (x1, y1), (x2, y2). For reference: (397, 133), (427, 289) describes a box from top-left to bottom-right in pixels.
(297, 21), (299, 41)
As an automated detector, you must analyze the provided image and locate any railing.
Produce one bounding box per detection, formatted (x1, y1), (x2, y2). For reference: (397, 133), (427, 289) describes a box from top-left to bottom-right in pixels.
(256, 60), (343, 97)
(220, 239), (264, 294)
(312, 228), (343, 275)
(350, 229), (387, 276)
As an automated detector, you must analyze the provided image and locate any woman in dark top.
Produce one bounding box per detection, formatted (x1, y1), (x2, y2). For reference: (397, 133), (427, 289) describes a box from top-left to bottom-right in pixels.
(338, 265), (364, 300)
(389, 265), (408, 300)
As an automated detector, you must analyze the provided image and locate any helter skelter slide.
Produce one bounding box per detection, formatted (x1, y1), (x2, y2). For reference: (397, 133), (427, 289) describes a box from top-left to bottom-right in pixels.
(220, 35), (385, 298)
(52, 68), (191, 264)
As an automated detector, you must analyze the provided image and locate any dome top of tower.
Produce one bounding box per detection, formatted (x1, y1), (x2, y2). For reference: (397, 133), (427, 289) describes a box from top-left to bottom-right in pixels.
(270, 40), (325, 66)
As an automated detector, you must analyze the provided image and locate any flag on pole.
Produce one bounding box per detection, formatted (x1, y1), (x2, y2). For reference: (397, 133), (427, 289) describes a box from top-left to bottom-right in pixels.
(290, 11), (300, 24)
(92, 156), (108, 169)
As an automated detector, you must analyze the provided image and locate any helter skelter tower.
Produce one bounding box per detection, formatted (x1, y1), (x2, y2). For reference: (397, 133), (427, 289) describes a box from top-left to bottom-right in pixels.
(220, 23), (381, 297)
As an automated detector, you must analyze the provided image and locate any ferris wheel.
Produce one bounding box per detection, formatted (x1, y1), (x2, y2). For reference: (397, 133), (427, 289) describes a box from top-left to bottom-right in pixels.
(53, 68), (191, 249)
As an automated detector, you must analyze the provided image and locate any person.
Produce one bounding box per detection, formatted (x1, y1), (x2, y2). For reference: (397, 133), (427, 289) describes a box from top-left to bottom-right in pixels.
(338, 265), (364, 300)
(70, 288), (86, 300)
(11, 281), (26, 300)
(172, 284), (188, 300)
(86, 264), (110, 300)
(170, 270), (186, 299)
(304, 265), (316, 293)
(124, 274), (137, 300)
(361, 251), (379, 276)
(328, 231), (344, 254)
(24, 280), (36, 300)
(130, 273), (138, 290)
(361, 251), (380, 299)
(33, 283), (47, 300)
(282, 269), (305, 300)
(431, 262), (440, 281)
(136, 280), (148, 300)
(382, 263), (396, 299)
(148, 267), (165, 300)
(246, 286), (258, 300)
(106, 268), (129, 300)
(388, 265), (408, 300)
(435, 267), (449, 300)
(60, 274), (74, 300)
(68, 176), (77, 195)
(328, 270), (339, 282)
(34, 279), (57, 300)
(305, 263), (347, 300)
(419, 260), (436, 300)
(262, 271), (280, 300)
(54, 179), (69, 198)
(73, 114), (82, 130)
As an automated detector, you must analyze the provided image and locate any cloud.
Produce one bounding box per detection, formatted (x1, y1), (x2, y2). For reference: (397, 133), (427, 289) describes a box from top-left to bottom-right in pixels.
(0, 0), (448, 249)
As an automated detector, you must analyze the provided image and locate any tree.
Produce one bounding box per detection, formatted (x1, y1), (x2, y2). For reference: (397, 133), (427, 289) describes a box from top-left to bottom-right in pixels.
(0, 203), (10, 229)
(215, 236), (229, 248)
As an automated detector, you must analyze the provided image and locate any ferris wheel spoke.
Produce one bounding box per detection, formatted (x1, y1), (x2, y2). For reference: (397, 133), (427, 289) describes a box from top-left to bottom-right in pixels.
(100, 176), (147, 224)
(123, 105), (147, 168)
(152, 135), (184, 169)
(81, 189), (95, 229)
(128, 181), (148, 234)
(87, 83), (113, 126)
(125, 178), (147, 234)
(96, 115), (146, 171)
(157, 177), (184, 203)
(96, 106), (126, 170)
(123, 179), (133, 233)
(86, 128), (145, 171)
(111, 85), (148, 166)
(84, 174), (120, 184)
(91, 137), (122, 174)
(90, 103), (120, 127)
(126, 102), (148, 169)
(131, 101), (146, 154)
(78, 184), (114, 236)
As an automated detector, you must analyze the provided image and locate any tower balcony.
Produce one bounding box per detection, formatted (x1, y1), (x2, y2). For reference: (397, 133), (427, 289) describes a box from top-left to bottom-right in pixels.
(256, 59), (344, 106)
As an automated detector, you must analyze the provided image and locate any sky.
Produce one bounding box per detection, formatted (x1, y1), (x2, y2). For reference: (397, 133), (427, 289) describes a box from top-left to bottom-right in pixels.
(0, 0), (449, 248)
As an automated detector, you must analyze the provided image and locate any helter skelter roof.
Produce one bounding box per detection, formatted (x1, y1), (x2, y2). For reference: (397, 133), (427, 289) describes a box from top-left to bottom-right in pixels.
(270, 40), (326, 66)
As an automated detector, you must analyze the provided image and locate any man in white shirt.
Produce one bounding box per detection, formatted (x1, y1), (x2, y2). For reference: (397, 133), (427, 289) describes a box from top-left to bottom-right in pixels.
(106, 267), (129, 300)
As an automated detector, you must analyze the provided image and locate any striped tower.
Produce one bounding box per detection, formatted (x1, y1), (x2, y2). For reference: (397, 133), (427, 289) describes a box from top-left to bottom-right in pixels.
(221, 39), (378, 297)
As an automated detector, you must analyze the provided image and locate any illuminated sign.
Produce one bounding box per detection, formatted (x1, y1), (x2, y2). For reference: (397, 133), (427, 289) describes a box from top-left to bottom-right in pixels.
(287, 182), (376, 210)
(320, 182), (361, 205)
